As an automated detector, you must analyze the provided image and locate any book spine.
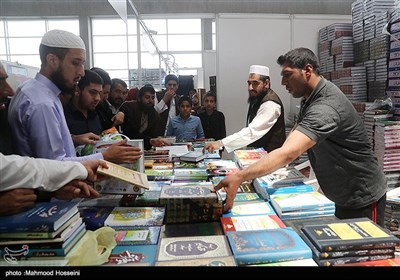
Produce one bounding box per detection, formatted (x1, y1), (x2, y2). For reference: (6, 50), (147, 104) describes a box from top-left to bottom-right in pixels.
(317, 248), (395, 259)
(316, 254), (395, 266)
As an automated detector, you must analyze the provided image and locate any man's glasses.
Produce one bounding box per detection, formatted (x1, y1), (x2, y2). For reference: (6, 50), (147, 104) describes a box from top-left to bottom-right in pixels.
(167, 83), (178, 87)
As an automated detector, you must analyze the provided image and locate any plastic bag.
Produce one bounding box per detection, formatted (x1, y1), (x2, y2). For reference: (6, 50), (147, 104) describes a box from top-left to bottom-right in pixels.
(67, 227), (116, 266)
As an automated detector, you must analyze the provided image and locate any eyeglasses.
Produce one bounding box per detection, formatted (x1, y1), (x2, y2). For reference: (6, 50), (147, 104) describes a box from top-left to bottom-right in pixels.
(167, 83), (178, 87)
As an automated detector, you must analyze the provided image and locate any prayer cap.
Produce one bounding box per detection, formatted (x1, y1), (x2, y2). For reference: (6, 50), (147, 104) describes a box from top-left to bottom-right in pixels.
(41, 29), (86, 50)
(249, 65), (269, 76)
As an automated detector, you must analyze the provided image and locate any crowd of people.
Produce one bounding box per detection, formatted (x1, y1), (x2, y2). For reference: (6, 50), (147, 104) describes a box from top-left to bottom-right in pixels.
(0, 29), (387, 228)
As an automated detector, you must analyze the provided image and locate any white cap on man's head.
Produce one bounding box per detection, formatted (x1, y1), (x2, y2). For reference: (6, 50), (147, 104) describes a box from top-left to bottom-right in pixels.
(249, 65), (269, 77)
(41, 29), (86, 50)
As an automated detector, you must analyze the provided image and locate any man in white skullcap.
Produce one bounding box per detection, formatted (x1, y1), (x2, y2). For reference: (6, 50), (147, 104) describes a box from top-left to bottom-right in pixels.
(8, 29), (142, 164)
(204, 64), (286, 154)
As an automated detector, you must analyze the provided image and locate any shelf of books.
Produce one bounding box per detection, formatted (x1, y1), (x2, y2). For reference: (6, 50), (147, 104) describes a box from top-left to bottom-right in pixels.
(3, 146), (400, 267)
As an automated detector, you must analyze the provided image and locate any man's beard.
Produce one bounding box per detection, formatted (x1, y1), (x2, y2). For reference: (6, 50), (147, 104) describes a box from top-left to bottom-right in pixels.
(247, 89), (267, 104)
(51, 67), (75, 92)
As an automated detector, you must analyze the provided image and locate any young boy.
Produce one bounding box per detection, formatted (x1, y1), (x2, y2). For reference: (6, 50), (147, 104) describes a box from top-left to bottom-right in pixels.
(166, 95), (205, 142)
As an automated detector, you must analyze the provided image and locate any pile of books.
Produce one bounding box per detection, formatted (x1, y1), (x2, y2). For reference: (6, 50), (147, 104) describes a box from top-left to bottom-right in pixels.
(0, 200), (85, 266)
(300, 218), (400, 266)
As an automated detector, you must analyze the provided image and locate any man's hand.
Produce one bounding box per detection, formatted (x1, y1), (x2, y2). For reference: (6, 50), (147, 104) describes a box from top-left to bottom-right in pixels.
(52, 180), (100, 200)
(150, 138), (170, 147)
(214, 174), (242, 212)
(112, 111), (125, 127)
(162, 89), (176, 103)
(72, 133), (100, 146)
(203, 141), (221, 153)
(0, 189), (37, 216)
(81, 160), (109, 182)
(102, 139), (143, 164)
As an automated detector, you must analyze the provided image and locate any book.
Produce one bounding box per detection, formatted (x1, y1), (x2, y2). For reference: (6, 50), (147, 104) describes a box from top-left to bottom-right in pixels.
(114, 226), (161, 245)
(156, 235), (232, 262)
(79, 206), (114, 231)
(155, 255), (237, 266)
(0, 212), (81, 239)
(336, 257), (400, 266)
(282, 215), (339, 235)
(0, 201), (79, 233)
(257, 167), (306, 187)
(301, 218), (400, 252)
(226, 228), (312, 265)
(253, 258), (318, 266)
(97, 160), (149, 190)
(104, 245), (158, 266)
(223, 201), (276, 217)
(104, 207), (165, 228)
(179, 151), (207, 162)
(220, 214), (286, 233)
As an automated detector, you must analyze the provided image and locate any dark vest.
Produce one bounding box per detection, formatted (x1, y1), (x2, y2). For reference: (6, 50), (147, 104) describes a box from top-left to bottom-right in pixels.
(246, 88), (286, 152)
(155, 90), (180, 136)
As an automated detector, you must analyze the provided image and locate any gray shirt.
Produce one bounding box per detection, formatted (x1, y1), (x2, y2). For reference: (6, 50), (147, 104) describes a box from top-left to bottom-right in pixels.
(296, 78), (386, 209)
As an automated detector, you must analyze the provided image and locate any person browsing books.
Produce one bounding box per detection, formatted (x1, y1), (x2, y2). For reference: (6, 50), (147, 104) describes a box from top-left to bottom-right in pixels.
(204, 64), (286, 154)
(215, 48), (387, 227)
(7, 29), (142, 164)
(0, 62), (106, 215)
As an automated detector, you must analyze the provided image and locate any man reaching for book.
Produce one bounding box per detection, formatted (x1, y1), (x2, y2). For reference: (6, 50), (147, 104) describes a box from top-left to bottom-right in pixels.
(0, 61), (105, 216)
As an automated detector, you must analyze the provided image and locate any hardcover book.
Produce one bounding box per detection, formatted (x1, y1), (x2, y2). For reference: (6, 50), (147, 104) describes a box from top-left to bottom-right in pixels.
(257, 167), (306, 187)
(97, 160), (149, 190)
(179, 151), (208, 162)
(159, 182), (223, 223)
(104, 207), (165, 228)
(104, 245), (158, 266)
(226, 228), (312, 265)
(222, 201), (276, 217)
(220, 214), (286, 234)
(301, 218), (400, 252)
(156, 235), (232, 261)
(155, 255), (236, 266)
(114, 226), (161, 245)
(0, 201), (79, 233)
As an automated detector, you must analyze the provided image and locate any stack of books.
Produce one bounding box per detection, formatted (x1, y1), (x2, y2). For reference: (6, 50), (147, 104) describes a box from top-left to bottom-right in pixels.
(270, 191), (335, 220)
(233, 148), (268, 169)
(0, 200), (85, 266)
(300, 218), (400, 266)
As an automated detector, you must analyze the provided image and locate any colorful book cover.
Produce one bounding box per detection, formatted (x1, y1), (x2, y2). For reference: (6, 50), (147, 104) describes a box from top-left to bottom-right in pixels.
(226, 228), (312, 265)
(301, 218), (400, 252)
(220, 214), (286, 233)
(0, 201), (79, 233)
(104, 207), (165, 227)
(114, 226), (161, 245)
(155, 255), (236, 266)
(336, 257), (400, 266)
(79, 206), (114, 231)
(104, 245), (158, 266)
(156, 235), (232, 261)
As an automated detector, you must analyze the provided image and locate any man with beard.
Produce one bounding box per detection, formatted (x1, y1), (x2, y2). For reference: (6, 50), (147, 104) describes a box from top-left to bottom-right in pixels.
(204, 65), (286, 154)
(121, 84), (168, 149)
(8, 29), (142, 164)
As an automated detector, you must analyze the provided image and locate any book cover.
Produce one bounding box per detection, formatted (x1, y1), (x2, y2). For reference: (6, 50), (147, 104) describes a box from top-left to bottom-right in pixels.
(104, 245), (158, 266)
(0, 212), (81, 239)
(301, 218), (400, 252)
(156, 235), (232, 261)
(282, 215), (339, 235)
(257, 167), (306, 187)
(0, 201), (79, 233)
(253, 258), (318, 266)
(316, 254), (395, 266)
(114, 226), (161, 245)
(220, 214), (286, 233)
(226, 228), (312, 265)
(79, 206), (114, 231)
(336, 257), (400, 266)
(179, 151), (208, 162)
(97, 160), (149, 190)
(162, 222), (224, 238)
(270, 191), (335, 216)
(223, 201), (276, 217)
(155, 255), (236, 266)
(104, 207), (165, 227)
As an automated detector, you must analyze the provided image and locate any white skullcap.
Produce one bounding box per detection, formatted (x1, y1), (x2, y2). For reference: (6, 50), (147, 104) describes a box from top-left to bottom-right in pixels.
(41, 29), (86, 50)
(249, 65), (270, 77)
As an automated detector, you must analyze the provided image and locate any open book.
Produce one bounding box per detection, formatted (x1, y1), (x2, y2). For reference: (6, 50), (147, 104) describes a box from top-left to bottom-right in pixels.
(97, 160), (149, 190)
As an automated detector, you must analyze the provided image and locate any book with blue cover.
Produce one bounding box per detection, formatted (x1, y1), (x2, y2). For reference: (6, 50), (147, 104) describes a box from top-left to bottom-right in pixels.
(226, 227), (312, 265)
(0, 201), (79, 233)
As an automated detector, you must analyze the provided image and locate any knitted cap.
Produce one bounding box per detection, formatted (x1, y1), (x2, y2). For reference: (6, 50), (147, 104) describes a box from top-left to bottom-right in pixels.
(249, 65), (269, 76)
(41, 29), (86, 50)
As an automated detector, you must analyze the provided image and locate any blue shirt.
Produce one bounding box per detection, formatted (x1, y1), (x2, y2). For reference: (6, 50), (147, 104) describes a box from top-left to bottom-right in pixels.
(8, 73), (103, 161)
(166, 115), (205, 142)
